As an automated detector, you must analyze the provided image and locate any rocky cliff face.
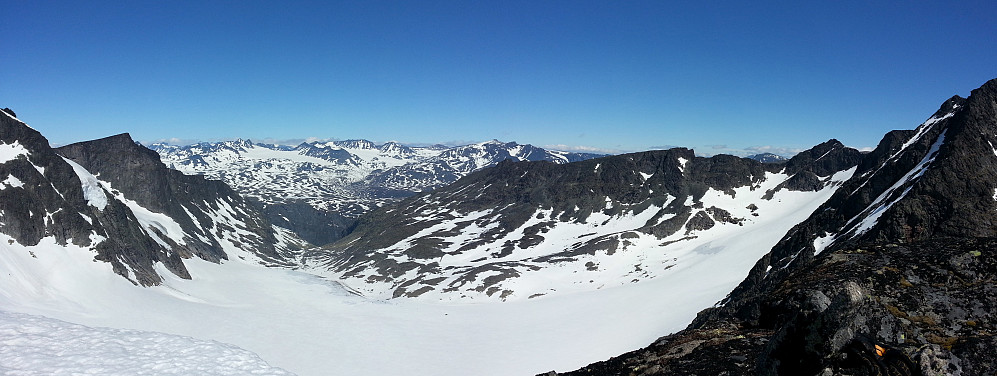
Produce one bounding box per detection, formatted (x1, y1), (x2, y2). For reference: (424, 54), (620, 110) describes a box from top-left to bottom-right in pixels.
(304, 141), (861, 301)
(550, 79), (997, 375)
(0, 109), (302, 286)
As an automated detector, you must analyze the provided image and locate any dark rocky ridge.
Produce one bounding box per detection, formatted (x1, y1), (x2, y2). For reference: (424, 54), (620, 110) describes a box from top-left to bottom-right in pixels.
(309, 140), (861, 299)
(550, 78), (997, 375)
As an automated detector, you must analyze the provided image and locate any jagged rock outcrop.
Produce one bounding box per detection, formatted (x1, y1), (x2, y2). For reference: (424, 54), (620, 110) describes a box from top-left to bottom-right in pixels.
(549, 78), (997, 375)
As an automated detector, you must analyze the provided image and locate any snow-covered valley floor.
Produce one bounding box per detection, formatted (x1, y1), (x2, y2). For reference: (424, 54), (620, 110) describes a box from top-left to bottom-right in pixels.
(2, 241), (735, 376)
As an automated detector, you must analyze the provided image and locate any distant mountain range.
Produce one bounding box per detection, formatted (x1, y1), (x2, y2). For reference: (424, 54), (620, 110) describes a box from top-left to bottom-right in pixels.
(748, 152), (789, 163)
(150, 139), (602, 245)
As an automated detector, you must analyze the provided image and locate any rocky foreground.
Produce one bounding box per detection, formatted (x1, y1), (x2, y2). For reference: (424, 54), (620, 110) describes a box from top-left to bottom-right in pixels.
(553, 237), (995, 375)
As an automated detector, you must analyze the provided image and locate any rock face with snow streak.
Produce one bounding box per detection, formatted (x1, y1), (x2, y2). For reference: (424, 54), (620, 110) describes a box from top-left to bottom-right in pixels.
(305, 141), (861, 301)
(723, 81), (997, 314)
(555, 78), (997, 376)
(152, 139), (601, 245)
(0, 109), (303, 286)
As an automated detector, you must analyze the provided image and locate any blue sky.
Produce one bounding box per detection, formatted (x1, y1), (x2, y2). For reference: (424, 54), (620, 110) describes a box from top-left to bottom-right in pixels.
(3, 1), (996, 155)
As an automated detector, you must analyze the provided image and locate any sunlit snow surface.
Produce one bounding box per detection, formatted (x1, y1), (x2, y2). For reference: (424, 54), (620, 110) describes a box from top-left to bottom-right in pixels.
(1, 230), (756, 376)
(0, 310), (293, 375)
(0, 140), (30, 164)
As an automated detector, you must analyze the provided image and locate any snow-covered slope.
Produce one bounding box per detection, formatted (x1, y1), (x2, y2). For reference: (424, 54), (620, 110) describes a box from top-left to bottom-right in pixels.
(0, 109), (304, 287)
(305, 142), (863, 302)
(151, 139), (602, 245)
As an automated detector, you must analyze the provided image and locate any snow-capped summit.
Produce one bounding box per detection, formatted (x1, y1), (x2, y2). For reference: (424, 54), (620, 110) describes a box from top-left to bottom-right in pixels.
(332, 139), (378, 150)
(748, 152), (788, 163)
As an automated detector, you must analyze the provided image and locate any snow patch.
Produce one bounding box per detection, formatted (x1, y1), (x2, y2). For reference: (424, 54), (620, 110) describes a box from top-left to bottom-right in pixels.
(813, 232), (836, 255)
(0, 141), (30, 164)
(61, 157), (108, 211)
(1, 175), (23, 189)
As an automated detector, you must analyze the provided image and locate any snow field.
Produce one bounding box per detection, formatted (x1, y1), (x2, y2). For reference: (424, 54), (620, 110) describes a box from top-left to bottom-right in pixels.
(0, 310), (293, 376)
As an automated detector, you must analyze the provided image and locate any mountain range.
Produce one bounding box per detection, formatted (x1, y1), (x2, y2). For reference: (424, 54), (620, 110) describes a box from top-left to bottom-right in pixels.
(303, 140), (860, 301)
(150, 139), (602, 245)
(2, 78), (997, 375)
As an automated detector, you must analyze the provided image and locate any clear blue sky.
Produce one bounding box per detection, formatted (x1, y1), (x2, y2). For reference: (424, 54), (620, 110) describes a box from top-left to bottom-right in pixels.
(3, 1), (996, 155)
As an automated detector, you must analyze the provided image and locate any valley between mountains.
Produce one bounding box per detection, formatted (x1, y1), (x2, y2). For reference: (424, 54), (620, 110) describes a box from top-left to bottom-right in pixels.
(3, 78), (997, 376)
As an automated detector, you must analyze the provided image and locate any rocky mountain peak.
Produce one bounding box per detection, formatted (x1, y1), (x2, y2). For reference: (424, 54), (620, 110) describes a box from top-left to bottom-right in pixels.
(335, 139), (377, 149)
(1, 109), (50, 153)
(57, 133), (170, 213)
(231, 138), (254, 149)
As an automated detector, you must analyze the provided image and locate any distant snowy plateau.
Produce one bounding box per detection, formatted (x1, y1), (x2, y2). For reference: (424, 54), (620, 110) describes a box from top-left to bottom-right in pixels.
(5, 99), (953, 376)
